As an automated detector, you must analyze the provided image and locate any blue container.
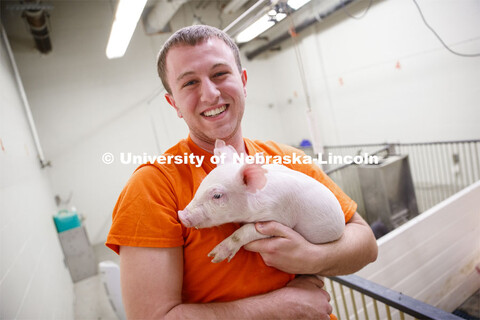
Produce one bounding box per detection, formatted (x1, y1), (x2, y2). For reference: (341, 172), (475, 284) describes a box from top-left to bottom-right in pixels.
(53, 209), (81, 233)
(299, 139), (312, 147)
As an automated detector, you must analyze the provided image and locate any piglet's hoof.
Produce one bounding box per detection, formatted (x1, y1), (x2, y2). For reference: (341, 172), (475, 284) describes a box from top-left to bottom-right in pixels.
(207, 243), (238, 263)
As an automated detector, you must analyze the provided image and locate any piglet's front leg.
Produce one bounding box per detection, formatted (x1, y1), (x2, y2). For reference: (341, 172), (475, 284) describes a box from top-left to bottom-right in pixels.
(208, 223), (270, 263)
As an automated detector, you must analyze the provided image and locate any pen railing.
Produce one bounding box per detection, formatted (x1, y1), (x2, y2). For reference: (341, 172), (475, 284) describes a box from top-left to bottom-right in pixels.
(322, 140), (480, 215)
(327, 275), (463, 320)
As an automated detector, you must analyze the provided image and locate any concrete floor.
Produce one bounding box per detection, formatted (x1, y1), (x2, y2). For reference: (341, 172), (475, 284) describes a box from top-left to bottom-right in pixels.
(74, 244), (120, 320)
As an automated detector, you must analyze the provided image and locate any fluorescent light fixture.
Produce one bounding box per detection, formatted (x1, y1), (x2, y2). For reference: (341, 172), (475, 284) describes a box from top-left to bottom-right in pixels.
(276, 13), (287, 20)
(287, 0), (312, 10)
(236, 12), (287, 43)
(236, 15), (274, 43)
(106, 0), (148, 59)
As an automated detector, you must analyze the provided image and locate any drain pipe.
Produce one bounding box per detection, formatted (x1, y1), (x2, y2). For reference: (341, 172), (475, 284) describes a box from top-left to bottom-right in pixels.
(23, 0), (52, 53)
(1, 26), (50, 168)
(245, 0), (357, 60)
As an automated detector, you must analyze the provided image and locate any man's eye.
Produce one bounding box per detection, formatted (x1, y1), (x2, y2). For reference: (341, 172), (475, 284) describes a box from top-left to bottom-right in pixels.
(213, 72), (228, 78)
(183, 80), (197, 87)
(213, 193), (222, 199)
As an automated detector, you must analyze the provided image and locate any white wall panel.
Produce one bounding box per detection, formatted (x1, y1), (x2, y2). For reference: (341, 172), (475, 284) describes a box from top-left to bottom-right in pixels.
(0, 30), (74, 319)
(357, 181), (480, 312)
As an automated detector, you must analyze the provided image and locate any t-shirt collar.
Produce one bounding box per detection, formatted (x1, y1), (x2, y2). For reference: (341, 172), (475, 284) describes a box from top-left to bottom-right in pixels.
(186, 135), (253, 166)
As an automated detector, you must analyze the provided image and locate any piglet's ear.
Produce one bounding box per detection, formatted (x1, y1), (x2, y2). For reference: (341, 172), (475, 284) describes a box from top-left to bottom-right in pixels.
(241, 164), (267, 193)
(214, 139), (238, 165)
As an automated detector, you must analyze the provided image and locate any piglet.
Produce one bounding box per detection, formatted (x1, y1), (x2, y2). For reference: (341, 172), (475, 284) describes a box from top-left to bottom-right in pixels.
(178, 140), (345, 263)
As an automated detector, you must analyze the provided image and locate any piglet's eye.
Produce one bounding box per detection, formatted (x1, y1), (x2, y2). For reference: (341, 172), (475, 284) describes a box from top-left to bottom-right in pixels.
(213, 193), (222, 199)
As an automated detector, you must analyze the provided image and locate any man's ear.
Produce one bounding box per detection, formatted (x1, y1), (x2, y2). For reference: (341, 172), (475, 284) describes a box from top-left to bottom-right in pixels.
(241, 69), (247, 97)
(165, 93), (182, 118)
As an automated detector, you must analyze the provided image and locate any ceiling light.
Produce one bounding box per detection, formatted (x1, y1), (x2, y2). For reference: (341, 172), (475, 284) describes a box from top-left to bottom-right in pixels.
(236, 10), (287, 44)
(276, 13), (287, 21)
(287, 0), (312, 10)
(236, 14), (275, 43)
(106, 0), (148, 59)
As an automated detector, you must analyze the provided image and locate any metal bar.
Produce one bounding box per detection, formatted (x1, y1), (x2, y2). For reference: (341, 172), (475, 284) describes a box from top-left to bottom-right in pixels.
(373, 298), (380, 320)
(394, 139), (480, 146)
(460, 142), (468, 189)
(422, 144), (434, 210)
(432, 144), (445, 203)
(446, 143), (456, 197)
(1, 25), (49, 168)
(361, 293), (369, 320)
(223, 0), (268, 34)
(386, 304), (392, 320)
(410, 145), (425, 212)
(339, 283), (350, 320)
(468, 142), (477, 182)
(330, 275), (463, 319)
(324, 140), (480, 149)
(350, 288), (359, 320)
(440, 143), (454, 199)
(465, 142), (474, 186)
(329, 278), (341, 319)
(416, 144), (427, 212)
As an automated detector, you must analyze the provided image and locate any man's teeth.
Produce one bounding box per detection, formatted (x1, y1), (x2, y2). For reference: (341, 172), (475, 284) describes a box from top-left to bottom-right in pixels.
(203, 105), (227, 117)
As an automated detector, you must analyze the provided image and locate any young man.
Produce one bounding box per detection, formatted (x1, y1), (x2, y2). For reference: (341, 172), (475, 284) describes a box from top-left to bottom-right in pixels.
(106, 25), (377, 319)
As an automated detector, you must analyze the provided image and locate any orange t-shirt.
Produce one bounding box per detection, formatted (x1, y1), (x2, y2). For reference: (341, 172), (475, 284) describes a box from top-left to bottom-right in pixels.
(106, 136), (357, 303)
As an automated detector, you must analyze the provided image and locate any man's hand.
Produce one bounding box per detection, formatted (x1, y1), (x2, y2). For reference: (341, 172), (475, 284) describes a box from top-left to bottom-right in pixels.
(283, 275), (333, 320)
(244, 221), (320, 274)
(244, 213), (378, 276)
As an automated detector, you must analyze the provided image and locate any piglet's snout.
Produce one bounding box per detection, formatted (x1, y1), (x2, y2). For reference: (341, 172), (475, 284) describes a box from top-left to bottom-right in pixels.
(178, 209), (193, 228)
(178, 207), (206, 228)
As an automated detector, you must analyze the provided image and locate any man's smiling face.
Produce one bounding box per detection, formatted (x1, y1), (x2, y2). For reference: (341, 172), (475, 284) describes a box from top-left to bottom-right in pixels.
(164, 37), (247, 150)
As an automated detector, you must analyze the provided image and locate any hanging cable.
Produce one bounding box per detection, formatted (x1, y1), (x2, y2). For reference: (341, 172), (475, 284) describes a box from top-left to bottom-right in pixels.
(341, 0), (373, 20)
(412, 0), (480, 57)
(288, 17), (312, 112)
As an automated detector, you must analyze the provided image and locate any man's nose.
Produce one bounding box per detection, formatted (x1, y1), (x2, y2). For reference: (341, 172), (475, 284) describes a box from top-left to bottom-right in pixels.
(200, 79), (220, 103)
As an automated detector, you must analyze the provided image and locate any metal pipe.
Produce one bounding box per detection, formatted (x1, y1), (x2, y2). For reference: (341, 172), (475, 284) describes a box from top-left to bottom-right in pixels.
(23, 0), (52, 54)
(1, 25), (50, 168)
(246, 0), (358, 60)
(223, 0), (269, 34)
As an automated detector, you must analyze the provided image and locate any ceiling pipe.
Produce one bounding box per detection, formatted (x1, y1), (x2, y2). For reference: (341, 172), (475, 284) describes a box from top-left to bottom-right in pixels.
(23, 0), (52, 53)
(223, 0), (270, 34)
(245, 0), (357, 60)
(1, 25), (50, 168)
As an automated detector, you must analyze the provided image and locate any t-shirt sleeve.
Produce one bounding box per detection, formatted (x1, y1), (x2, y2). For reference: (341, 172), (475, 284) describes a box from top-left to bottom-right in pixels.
(106, 165), (184, 254)
(275, 143), (357, 223)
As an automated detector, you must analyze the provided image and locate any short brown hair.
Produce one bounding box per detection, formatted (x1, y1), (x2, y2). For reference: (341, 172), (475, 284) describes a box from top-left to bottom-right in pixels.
(157, 25), (242, 94)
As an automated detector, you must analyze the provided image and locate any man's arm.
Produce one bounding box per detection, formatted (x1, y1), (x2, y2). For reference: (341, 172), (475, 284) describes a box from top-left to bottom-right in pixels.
(244, 212), (378, 276)
(120, 245), (333, 320)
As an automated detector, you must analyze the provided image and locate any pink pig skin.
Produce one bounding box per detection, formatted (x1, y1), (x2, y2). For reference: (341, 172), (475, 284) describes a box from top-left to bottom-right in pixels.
(178, 140), (345, 263)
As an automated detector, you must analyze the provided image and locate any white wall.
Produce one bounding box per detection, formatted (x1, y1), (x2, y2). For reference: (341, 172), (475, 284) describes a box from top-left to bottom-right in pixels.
(247, 0), (480, 146)
(0, 30), (74, 319)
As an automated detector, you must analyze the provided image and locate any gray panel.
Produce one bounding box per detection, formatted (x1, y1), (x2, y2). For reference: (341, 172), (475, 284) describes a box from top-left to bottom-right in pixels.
(58, 226), (98, 282)
(357, 155), (419, 232)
